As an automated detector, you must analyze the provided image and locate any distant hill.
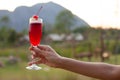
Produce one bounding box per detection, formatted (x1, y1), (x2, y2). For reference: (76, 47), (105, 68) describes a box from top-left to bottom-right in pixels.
(0, 2), (90, 31)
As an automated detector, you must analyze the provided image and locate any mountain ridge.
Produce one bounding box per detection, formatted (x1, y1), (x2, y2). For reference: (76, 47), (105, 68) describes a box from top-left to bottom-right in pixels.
(0, 2), (90, 31)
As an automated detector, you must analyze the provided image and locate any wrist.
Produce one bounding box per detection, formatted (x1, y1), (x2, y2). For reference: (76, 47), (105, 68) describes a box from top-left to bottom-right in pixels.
(55, 56), (66, 68)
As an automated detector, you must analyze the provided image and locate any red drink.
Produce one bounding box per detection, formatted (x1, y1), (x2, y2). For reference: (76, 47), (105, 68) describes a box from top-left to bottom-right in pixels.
(26, 6), (43, 70)
(29, 23), (42, 46)
(29, 16), (43, 46)
(26, 15), (43, 70)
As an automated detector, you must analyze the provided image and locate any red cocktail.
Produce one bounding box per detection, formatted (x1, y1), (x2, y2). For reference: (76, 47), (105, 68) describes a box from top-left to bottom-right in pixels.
(26, 15), (43, 70)
(29, 17), (42, 46)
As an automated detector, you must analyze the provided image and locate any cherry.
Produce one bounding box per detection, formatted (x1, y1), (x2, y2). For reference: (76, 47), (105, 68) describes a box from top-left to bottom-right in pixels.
(33, 15), (38, 20)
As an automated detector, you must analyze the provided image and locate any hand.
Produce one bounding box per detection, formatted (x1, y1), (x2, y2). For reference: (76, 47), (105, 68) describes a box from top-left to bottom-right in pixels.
(29, 45), (62, 68)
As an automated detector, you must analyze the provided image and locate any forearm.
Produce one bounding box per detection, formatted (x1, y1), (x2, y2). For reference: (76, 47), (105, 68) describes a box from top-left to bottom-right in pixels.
(56, 57), (117, 80)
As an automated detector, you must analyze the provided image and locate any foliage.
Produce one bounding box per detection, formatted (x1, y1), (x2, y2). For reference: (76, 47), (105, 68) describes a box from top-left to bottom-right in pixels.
(0, 16), (10, 26)
(73, 26), (89, 34)
(0, 16), (15, 46)
(0, 27), (9, 43)
(0, 27), (25, 46)
(54, 10), (75, 34)
(7, 29), (17, 44)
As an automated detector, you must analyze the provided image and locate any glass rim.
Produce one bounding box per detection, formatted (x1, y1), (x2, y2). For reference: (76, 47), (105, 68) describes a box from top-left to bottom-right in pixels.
(29, 18), (43, 23)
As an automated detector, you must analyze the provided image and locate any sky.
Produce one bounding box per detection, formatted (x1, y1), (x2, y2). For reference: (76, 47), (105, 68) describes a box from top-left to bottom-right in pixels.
(0, 0), (120, 29)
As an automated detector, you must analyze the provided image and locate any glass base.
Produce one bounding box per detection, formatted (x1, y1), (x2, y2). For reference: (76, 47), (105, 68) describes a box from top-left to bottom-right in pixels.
(26, 64), (42, 70)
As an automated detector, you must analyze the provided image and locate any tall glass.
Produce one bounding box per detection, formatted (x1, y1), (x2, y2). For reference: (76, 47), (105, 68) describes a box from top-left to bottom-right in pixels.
(26, 15), (43, 70)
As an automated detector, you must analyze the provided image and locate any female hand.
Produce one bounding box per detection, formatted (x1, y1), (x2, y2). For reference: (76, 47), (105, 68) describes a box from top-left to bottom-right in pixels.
(29, 45), (62, 67)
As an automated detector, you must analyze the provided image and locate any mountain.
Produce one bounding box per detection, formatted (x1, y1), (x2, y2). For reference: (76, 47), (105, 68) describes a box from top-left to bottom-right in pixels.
(0, 2), (90, 31)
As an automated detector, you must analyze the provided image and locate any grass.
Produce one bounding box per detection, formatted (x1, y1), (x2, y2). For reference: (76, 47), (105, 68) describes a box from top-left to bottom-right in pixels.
(0, 62), (98, 80)
(0, 45), (120, 80)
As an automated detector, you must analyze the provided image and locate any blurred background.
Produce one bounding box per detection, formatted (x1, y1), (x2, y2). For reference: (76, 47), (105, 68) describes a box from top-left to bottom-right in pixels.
(0, 0), (120, 80)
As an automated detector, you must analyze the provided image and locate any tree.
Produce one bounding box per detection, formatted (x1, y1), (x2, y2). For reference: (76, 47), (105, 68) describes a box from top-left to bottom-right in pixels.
(73, 26), (89, 34)
(0, 16), (10, 42)
(7, 29), (17, 44)
(0, 16), (9, 27)
(54, 10), (75, 34)
(0, 27), (9, 42)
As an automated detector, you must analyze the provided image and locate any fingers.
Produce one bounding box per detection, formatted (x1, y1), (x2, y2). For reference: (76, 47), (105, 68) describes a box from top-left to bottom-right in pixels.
(29, 45), (33, 50)
(29, 45), (51, 51)
(32, 52), (46, 59)
(31, 47), (45, 55)
(31, 54), (38, 59)
(37, 45), (46, 50)
(28, 58), (46, 65)
(37, 45), (52, 51)
(28, 45), (49, 66)
(28, 60), (43, 65)
(33, 47), (50, 57)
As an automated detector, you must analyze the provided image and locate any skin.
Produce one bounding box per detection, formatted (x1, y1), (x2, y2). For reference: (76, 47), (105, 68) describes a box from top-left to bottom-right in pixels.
(29, 45), (120, 80)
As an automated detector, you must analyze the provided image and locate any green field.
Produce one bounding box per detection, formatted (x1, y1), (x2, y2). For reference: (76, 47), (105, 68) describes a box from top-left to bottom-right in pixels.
(0, 63), (99, 80)
(0, 45), (120, 80)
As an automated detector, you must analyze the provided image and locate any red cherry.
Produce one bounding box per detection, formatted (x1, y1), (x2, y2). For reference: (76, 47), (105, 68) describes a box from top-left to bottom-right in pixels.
(33, 15), (38, 20)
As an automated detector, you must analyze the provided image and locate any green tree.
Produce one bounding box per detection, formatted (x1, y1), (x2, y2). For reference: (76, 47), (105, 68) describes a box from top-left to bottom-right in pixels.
(54, 10), (75, 34)
(0, 16), (9, 27)
(7, 29), (17, 44)
(73, 26), (89, 33)
(0, 27), (9, 42)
